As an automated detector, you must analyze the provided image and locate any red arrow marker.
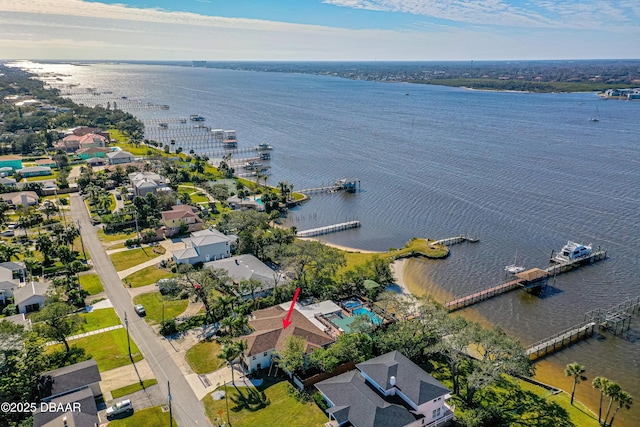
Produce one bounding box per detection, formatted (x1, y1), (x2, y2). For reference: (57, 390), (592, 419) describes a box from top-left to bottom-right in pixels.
(282, 287), (300, 330)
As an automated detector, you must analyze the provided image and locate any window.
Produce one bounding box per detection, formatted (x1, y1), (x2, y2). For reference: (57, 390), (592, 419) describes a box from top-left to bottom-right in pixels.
(263, 352), (267, 356)
(432, 410), (437, 418)
(252, 356), (256, 360)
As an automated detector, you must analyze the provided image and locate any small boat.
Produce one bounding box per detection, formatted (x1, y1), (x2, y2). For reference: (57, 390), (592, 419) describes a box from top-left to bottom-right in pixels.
(505, 251), (524, 274)
(244, 161), (263, 170)
(189, 114), (205, 121)
(257, 143), (273, 151)
(589, 106), (600, 122)
(554, 241), (592, 263)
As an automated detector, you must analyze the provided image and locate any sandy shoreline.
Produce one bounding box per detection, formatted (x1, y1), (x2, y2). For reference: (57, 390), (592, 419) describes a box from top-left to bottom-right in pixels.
(297, 237), (381, 254)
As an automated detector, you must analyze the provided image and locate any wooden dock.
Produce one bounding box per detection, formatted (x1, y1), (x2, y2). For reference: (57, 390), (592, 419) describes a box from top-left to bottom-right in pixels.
(585, 295), (640, 335)
(526, 322), (596, 360)
(444, 248), (607, 312)
(432, 235), (478, 246)
(545, 249), (607, 275)
(297, 221), (361, 237)
(444, 280), (521, 311)
(298, 179), (361, 195)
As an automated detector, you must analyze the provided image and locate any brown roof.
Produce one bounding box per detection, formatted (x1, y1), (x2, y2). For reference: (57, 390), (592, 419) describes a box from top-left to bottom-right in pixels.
(35, 158), (54, 165)
(161, 206), (202, 222)
(240, 306), (333, 356)
(516, 268), (549, 282)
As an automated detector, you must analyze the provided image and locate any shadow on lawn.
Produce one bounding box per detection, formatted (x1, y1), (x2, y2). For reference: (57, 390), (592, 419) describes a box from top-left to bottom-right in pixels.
(230, 386), (270, 412)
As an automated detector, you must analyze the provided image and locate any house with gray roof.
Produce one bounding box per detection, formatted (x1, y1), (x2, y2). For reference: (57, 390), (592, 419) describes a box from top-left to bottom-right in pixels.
(204, 254), (284, 299)
(14, 281), (50, 314)
(34, 359), (101, 427)
(16, 166), (52, 177)
(128, 171), (168, 196)
(315, 351), (454, 427)
(106, 150), (135, 165)
(172, 228), (236, 265)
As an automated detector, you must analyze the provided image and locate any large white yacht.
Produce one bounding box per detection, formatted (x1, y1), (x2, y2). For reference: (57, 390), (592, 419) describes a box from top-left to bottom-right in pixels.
(554, 241), (592, 263)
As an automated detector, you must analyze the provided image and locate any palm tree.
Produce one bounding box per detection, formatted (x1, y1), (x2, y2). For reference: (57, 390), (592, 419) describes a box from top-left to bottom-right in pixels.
(593, 376), (610, 424)
(565, 362), (587, 405)
(604, 381), (622, 425)
(220, 316), (234, 336)
(608, 391), (633, 427)
(217, 342), (242, 385)
(231, 315), (248, 337)
(35, 234), (55, 265)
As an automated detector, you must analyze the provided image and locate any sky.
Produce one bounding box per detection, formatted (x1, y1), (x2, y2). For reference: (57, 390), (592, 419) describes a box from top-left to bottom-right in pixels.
(0, 0), (639, 61)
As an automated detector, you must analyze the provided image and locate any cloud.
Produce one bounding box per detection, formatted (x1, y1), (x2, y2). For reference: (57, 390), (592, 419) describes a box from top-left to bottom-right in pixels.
(323, 0), (640, 29)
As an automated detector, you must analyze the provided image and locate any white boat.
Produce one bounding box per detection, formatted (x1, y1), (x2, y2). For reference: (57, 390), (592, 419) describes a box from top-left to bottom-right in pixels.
(554, 241), (592, 263)
(589, 106), (600, 122)
(505, 251), (525, 274)
(244, 161), (263, 170)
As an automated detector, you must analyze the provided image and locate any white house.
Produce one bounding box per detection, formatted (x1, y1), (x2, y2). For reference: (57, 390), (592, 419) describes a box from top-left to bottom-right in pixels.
(172, 229), (236, 265)
(14, 282), (50, 314)
(236, 305), (334, 373)
(128, 171), (169, 196)
(315, 351), (454, 427)
(0, 262), (28, 304)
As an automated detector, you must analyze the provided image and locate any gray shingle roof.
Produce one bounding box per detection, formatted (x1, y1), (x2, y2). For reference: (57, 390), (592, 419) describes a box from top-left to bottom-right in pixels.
(13, 282), (49, 305)
(35, 387), (98, 427)
(356, 351), (450, 406)
(40, 359), (101, 398)
(204, 254), (279, 295)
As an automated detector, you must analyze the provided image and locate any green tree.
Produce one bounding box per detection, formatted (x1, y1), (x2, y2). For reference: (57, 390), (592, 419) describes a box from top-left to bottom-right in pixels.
(32, 302), (83, 357)
(35, 234), (55, 265)
(217, 340), (243, 385)
(593, 377), (610, 424)
(278, 335), (306, 375)
(565, 362), (587, 405)
(608, 390), (633, 427)
(603, 381), (622, 425)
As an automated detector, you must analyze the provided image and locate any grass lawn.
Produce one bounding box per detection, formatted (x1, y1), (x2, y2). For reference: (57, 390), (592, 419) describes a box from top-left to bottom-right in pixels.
(202, 379), (327, 427)
(79, 274), (103, 295)
(78, 308), (121, 333)
(25, 171), (58, 182)
(97, 229), (137, 243)
(185, 339), (224, 374)
(50, 328), (143, 372)
(190, 192), (208, 204)
(111, 379), (159, 399)
(110, 247), (163, 271)
(133, 292), (188, 325)
(109, 194), (117, 212)
(124, 265), (175, 288)
(107, 406), (177, 427)
(518, 380), (600, 427)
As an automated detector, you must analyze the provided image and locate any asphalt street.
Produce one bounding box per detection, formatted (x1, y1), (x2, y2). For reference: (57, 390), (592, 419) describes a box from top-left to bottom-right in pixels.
(70, 194), (212, 427)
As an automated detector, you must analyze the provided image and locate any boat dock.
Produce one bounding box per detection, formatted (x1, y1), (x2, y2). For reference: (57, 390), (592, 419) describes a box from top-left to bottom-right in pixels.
(526, 322), (596, 360)
(297, 220), (361, 237)
(585, 295), (640, 335)
(298, 179), (361, 195)
(444, 249), (607, 312)
(432, 235), (479, 246)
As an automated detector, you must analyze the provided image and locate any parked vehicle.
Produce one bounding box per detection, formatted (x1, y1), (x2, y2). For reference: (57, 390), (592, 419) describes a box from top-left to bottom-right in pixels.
(134, 304), (146, 316)
(106, 399), (133, 418)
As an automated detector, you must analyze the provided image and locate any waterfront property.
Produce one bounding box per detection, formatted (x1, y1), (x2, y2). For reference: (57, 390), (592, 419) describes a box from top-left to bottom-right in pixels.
(315, 351), (454, 427)
(106, 150), (135, 165)
(237, 305), (334, 373)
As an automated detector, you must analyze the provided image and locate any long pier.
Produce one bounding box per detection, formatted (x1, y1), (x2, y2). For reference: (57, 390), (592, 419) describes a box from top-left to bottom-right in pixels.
(432, 235), (479, 246)
(297, 220), (360, 237)
(585, 295), (640, 335)
(444, 249), (607, 312)
(526, 322), (596, 360)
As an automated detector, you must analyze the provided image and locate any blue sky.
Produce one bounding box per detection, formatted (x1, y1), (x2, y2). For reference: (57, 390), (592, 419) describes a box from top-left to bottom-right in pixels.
(1, 0), (639, 60)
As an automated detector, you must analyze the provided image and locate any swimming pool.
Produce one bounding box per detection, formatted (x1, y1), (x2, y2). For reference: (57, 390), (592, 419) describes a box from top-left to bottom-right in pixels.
(353, 307), (383, 325)
(343, 300), (362, 309)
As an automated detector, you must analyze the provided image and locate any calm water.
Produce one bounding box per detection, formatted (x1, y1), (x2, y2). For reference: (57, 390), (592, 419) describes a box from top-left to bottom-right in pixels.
(33, 62), (640, 426)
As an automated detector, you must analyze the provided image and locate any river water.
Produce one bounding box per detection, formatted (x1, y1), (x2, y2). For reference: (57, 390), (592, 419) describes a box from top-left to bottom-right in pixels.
(28, 62), (640, 426)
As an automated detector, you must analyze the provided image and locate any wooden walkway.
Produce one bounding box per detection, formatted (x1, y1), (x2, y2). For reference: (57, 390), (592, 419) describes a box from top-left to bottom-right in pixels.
(526, 322), (596, 360)
(545, 249), (607, 275)
(297, 220), (360, 237)
(444, 280), (521, 311)
(585, 295), (640, 335)
(432, 235), (479, 246)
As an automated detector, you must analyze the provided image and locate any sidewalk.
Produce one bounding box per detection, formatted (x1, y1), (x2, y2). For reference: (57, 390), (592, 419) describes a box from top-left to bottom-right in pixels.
(46, 324), (123, 346)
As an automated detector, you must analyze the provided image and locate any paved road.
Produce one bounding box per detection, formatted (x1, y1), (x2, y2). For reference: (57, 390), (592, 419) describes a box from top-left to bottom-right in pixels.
(70, 194), (212, 427)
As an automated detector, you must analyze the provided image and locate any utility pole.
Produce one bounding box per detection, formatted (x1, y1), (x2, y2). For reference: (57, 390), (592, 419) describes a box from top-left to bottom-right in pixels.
(168, 381), (173, 426)
(76, 220), (87, 261)
(125, 311), (132, 361)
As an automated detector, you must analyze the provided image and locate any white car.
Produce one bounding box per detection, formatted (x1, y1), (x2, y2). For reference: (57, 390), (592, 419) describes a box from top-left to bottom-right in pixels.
(106, 399), (133, 418)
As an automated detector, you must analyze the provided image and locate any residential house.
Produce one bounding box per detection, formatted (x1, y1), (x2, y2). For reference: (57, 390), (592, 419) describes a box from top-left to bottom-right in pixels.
(14, 281), (50, 314)
(76, 146), (110, 160)
(35, 158), (57, 168)
(0, 262), (27, 304)
(106, 150), (135, 165)
(205, 254), (285, 299)
(85, 157), (106, 167)
(0, 176), (17, 186)
(315, 351), (454, 427)
(237, 305), (334, 373)
(57, 133), (107, 152)
(34, 359), (102, 427)
(16, 166), (52, 177)
(172, 228), (235, 265)
(161, 204), (203, 237)
(278, 299), (342, 332)
(1, 191), (39, 207)
(3, 313), (31, 329)
(0, 155), (23, 173)
(129, 171), (168, 197)
(226, 195), (265, 212)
